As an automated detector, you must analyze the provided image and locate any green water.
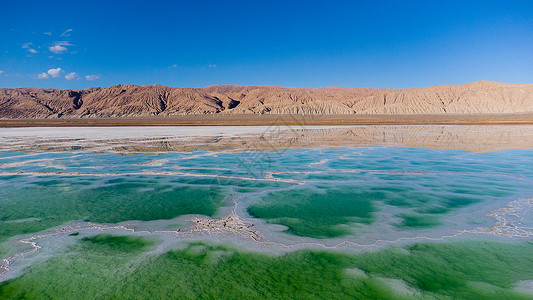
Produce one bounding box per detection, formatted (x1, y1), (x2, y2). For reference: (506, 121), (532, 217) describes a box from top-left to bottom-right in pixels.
(396, 213), (442, 228)
(1, 236), (531, 299)
(1, 145), (533, 298)
(81, 234), (155, 252)
(248, 186), (376, 238)
(0, 178), (226, 242)
(246, 175), (523, 238)
(1, 148), (529, 242)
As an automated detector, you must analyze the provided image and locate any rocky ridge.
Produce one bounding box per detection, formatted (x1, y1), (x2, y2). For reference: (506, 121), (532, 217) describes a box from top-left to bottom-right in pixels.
(1, 81), (532, 118)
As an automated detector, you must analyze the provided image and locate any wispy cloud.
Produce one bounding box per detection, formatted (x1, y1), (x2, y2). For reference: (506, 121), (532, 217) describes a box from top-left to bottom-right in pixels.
(208, 64), (217, 68)
(49, 41), (73, 54)
(85, 74), (100, 81)
(65, 72), (79, 80)
(37, 72), (49, 79)
(0, 70), (4, 75)
(44, 32), (52, 36)
(22, 42), (38, 54)
(60, 29), (73, 37)
(4, 72), (21, 78)
(168, 64), (178, 69)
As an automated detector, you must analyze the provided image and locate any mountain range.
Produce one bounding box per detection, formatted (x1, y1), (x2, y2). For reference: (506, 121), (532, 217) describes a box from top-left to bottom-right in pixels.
(1, 81), (532, 118)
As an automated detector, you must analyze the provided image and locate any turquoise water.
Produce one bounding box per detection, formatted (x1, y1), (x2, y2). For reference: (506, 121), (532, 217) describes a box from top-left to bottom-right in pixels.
(1, 148), (530, 240)
(0, 177), (227, 242)
(1, 140), (533, 298)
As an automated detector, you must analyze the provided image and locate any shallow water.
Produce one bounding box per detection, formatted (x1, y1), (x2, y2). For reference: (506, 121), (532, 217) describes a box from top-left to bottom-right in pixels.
(0, 125), (532, 298)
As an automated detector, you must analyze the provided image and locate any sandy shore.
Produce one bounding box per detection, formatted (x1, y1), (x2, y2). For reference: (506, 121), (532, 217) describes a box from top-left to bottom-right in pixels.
(1, 113), (533, 127)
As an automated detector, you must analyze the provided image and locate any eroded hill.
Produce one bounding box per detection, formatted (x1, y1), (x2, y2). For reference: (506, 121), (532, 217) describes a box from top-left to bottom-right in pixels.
(1, 81), (532, 118)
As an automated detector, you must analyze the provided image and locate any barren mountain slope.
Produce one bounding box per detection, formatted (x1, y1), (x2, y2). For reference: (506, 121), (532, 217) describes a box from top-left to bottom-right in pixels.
(0, 81), (532, 118)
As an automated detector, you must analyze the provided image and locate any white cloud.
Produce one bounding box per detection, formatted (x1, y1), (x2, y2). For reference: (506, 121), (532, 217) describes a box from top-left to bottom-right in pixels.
(65, 72), (79, 80)
(49, 41), (73, 54)
(168, 64), (178, 69)
(38, 68), (63, 79)
(22, 42), (38, 54)
(208, 64), (217, 68)
(37, 72), (49, 79)
(60, 29), (73, 37)
(0, 70), (4, 75)
(44, 32), (52, 35)
(49, 45), (67, 54)
(47, 68), (62, 78)
(85, 75), (100, 81)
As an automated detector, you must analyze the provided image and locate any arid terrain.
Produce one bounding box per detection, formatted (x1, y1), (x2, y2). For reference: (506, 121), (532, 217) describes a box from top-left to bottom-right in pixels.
(1, 81), (532, 120)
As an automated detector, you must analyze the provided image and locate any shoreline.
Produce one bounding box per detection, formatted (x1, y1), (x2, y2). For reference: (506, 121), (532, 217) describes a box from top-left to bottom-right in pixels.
(1, 113), (533, 127)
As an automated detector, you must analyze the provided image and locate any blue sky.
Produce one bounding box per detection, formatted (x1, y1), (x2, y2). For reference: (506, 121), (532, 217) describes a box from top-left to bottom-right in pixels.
(1, 0), (532, 89)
